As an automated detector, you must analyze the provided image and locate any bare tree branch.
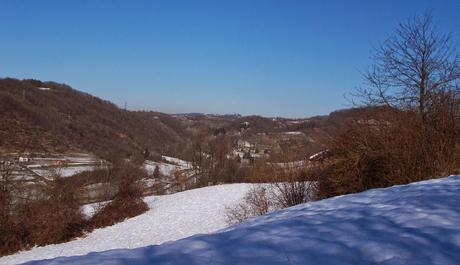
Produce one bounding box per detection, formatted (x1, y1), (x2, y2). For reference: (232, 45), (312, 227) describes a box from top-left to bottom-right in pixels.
(357, 12), (460, 122)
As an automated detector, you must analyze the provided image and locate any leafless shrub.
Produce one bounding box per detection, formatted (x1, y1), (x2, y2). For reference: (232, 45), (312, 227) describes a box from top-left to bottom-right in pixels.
(225, 185), (273, 225)
(319, 13), (460, 199)
(318, 108), (460, 198)
(225, 167), (320, 225)
(0, 162), (149, 256)
(0, 161), (14, 223)
(0, 173), (87, 255)
(246, 159), (276, 183)
(90, 174), (148, 229)
(0, 162), (27, 256)
(75, 162), (148, 203)
(271, 170), (319, 208)
(0, 218), (28, 256)
(17, 198), (86, 246)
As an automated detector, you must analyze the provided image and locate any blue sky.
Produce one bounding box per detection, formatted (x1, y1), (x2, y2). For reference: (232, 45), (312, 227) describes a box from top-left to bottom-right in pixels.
(1, 0), (459, 118)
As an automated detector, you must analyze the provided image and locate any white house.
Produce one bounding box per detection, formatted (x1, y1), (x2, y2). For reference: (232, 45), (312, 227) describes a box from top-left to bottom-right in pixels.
(18, 157), (30, 163)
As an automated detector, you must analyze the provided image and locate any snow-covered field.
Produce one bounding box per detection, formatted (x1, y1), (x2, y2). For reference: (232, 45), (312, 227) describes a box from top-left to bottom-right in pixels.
(0, 184), (252, 265)
(18, 176), (460, 265)
(30, 165), (98, 178)
(161, 156), (192, 169)
(144, 155), (193, 176)
(7, 153), (105, 180)
(283, 131), (304, 135)
(271, 160), (306, 168)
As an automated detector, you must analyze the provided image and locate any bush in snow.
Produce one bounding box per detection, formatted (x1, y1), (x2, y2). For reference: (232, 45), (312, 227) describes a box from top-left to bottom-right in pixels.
(319, 14), (460, 199)
(153, 165), (161, 178)
(90, 173), (148, 229)
(271, 170), (318, 208)
(225, 185), (273, 225)
(318, 106), (460, 199)
(0, 175), (86, 255)
(0, 162), (28, 256)
(226, 168), (319, 224)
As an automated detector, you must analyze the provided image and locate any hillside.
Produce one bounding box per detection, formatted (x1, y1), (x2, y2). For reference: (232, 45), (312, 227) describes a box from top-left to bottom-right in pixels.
(19, 176), (460, 265)
(0, 78), (388, 163)
(0, 184), (252, 265)
(0, 78), (189, 161)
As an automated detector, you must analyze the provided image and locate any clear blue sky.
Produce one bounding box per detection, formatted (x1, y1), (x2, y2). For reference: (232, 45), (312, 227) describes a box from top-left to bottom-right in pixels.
(1, 0), (459, 118)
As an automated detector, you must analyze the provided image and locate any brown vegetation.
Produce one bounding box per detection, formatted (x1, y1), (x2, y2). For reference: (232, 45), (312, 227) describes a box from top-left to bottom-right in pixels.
(0, 175), (86, 256)
(225, 186), (272, 225)
(0, 78), (189, 162)
(89, 174), (148, 229)
(0, 162), (148, 256)
(227, 13), (460, 224)
(225, 165), (319, 225)
(318, 13), (460, 198)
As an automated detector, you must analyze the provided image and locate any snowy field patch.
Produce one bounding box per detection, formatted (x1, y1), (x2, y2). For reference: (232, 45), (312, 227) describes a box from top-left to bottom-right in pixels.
(17, 176), (460, 265)
(283, 131), (304, 135)
(144, 156), (193, 176)
(30, 166), (97, 178)
(0, 184), (252, 265)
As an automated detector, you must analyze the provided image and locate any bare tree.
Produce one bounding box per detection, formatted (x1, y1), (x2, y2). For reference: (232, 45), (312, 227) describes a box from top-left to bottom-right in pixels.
(153, 165), (161, 179)
(359, 12), (460, 123)
(0, 161), (15, 222)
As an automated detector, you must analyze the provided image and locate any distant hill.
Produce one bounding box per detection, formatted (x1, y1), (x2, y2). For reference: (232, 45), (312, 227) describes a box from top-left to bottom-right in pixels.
(0, 78), (189, 161)
(0, 78), (386, 162)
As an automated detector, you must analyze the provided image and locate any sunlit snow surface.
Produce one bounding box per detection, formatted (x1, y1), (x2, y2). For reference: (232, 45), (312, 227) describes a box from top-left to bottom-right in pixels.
(0, 184), (252, 265)
(8, 176), (460, 265)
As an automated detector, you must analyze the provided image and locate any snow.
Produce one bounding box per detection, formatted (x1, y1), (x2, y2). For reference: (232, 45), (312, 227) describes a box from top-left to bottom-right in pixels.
(18, 176), (460, 265)
(283, 131), (304, 135)
(271, 160), (306, 168)
(144, 161), (182, 176)
(37, 87), (51, 91)
(80, 201), (109, 219)
(144, 156), (193, 176)
(14, 153), (104, 179)
(232, 150), (245, 158)
(161, 156), (192, 168)
(31, 166), (96, 178)
(309, 150), (328, 160)
(0, 184), (252, 265)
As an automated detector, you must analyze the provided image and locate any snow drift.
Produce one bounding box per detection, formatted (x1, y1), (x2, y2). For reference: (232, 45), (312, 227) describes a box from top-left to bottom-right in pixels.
(19, 176), (460, 265)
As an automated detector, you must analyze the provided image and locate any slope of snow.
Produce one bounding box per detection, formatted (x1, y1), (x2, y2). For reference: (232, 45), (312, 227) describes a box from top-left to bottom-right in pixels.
(144, 160), (180, 176)
(144, 156), (192, 176)
(30, 166), (97, 178)
(22, 176), (460, 265)
(0, 184), (252, 265)
(271, 160), (306, 168)
(161, 156), (192, 168)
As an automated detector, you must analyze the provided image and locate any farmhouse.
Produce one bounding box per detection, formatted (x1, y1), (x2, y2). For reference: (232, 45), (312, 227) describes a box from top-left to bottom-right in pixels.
(18, 156), (30, 163)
